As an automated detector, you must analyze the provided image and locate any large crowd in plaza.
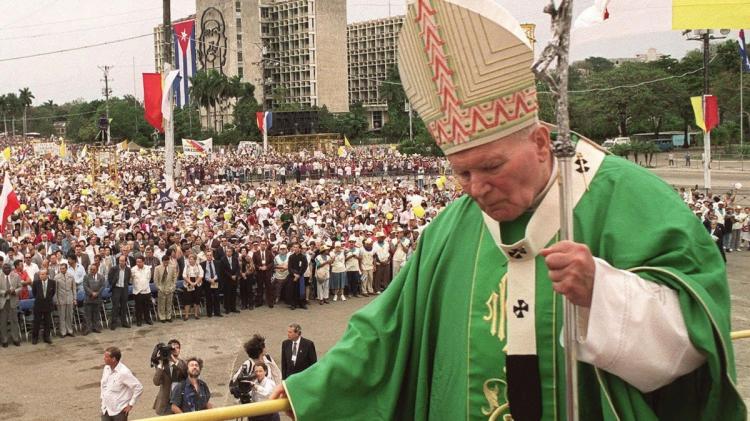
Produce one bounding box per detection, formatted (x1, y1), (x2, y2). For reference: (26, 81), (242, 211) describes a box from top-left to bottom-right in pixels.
(0, 136), (460, 348)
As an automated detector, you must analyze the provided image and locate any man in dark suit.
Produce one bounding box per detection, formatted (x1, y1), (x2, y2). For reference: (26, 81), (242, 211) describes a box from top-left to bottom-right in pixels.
(220, 246), (241, 313)
(281, 323), (317, 379)
(287, 243), (309, 310)
(252, 241), (275, 308)
(201, 250), (222, 317)
(31, 268), (55, 344)
(107, 255), (132, 329)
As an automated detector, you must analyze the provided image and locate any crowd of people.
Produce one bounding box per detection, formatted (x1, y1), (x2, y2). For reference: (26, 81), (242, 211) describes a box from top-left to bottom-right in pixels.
(680, 187), (750, 260)
(0, 137), (461, 348)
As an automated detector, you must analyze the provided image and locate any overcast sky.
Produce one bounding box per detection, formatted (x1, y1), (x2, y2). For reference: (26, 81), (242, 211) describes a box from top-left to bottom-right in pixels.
(0, 0), (712, 105)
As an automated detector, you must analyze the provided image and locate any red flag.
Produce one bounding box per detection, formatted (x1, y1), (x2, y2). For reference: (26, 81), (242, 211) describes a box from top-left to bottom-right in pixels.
(143, 73), (164, 133)
(0, 173), (20, 234)
(704, 95), (719, 132)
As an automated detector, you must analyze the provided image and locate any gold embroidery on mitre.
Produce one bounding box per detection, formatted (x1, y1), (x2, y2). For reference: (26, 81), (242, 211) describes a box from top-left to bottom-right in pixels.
(481, 378), (513, 421)
(483, 274), (508, 341)
(398, 0), (538, 155)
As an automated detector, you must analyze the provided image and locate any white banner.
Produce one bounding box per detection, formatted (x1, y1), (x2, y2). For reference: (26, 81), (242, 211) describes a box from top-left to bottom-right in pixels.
(181, 138), (213, 156)
(32, 142), (58, 156)
(238, 141), (262, 154)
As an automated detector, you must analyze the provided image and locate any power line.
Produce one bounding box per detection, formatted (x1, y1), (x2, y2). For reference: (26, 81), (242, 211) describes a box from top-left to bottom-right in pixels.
(538, 55), (718, 95)
(0, 17), (160, 41)
(0, 7), (162, 32)
(0, 34), (152, 63)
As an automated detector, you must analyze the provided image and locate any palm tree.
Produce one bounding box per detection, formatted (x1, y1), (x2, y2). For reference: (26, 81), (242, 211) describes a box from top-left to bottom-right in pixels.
(18, 87), (34, 136)
(0, 95), (8, 135)
(190, 70), (212, 131)
(4, 93), (20, 136)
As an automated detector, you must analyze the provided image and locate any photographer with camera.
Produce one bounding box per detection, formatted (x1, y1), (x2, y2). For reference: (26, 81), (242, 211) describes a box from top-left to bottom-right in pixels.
(151, 339), (187, 415)
(230, 334), (282, 406)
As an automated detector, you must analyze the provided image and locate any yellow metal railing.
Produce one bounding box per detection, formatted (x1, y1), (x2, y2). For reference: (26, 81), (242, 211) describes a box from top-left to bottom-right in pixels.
(136, 399), (290, 421)
(137, 331), (750, 421)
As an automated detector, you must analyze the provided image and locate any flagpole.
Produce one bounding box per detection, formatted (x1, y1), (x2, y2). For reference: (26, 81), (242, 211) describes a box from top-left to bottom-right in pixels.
(263, 117), (268, 154)
(164, 62), (175, 190)
(741, 58), (744, 168)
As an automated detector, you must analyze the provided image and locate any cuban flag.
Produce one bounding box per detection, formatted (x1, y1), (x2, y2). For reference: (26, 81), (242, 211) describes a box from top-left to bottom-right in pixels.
(740, 30), (750, 73)
(256, 111), (273, 134)
(173, 19), (197, 108)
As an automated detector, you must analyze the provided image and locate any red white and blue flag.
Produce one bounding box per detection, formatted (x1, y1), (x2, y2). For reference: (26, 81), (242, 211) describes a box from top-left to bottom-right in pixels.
(256, 111), (273, 134)
(173, 19), (197, 108)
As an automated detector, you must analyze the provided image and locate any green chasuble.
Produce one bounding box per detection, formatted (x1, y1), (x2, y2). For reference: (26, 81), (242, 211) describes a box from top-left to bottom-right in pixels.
(284, 154), (746, 420)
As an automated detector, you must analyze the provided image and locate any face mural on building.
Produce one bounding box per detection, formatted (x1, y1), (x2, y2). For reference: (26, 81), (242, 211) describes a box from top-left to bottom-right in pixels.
(198, 7), (227, 74)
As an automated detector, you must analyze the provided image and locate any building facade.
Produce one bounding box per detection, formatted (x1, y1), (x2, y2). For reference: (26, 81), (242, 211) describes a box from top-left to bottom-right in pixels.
(190, 0), (348, 119)
(346, 15), (404, 131)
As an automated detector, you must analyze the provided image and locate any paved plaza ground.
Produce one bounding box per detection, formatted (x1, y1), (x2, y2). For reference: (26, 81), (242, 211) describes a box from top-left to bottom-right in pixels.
(0, 167), (748, 420)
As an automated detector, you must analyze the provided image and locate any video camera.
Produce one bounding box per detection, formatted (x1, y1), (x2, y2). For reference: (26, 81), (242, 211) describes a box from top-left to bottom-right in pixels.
(230, 364), (257, 404)
(150, 342), (173, 368)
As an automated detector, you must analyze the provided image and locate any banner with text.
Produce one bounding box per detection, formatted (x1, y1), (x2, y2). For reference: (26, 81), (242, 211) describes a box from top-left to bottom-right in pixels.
(181, 138), (213, 156)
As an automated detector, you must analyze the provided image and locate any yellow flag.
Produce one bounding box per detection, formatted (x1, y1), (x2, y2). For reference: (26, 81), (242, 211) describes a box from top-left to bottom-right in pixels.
(344, 136), (351, 148)
(2, 147), (10, 162)
(337, 146), (346, 158)
(690, 96), (706, 131)
(672, 0), (750, 29)
(59, 141), (67, 158)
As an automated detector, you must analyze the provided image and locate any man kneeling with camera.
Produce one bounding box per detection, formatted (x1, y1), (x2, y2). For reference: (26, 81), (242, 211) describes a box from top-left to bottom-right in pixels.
(151, 339), (187, 415)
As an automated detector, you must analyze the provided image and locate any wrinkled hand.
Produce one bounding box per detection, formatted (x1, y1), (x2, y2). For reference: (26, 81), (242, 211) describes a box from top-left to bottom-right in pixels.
(270, 384), (295, 420)
(122, 405), (132, 414)
(540, 240), (595, 307)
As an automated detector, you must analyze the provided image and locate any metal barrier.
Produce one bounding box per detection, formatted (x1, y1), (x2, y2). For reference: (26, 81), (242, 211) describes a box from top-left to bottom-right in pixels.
(136, 399), (290, 421)
(137, 331), (750, 421)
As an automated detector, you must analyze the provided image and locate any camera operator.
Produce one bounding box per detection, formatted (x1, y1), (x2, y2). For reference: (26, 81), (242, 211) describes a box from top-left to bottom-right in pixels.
(152, 339), (187, 415)
(230, 334), (282, 405)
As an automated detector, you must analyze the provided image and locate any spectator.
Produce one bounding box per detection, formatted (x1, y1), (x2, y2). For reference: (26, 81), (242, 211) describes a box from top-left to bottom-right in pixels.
(31, 269), (55, 344)
(82, 263), (105, 334)
(170, 357), (213, 414)
(0, 262), (21, 347)
(100, 346), (143, 421)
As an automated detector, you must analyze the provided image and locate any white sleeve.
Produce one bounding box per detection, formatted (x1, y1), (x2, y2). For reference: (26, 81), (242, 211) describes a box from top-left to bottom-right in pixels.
(576, 258), (706, 393)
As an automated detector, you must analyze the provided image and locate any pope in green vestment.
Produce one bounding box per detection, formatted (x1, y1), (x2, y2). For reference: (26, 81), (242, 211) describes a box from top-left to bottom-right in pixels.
(283, 152), (745, 420)
(280, 0), (745, 419)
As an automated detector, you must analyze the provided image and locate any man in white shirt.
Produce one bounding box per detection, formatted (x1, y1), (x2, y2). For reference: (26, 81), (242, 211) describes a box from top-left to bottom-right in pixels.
(131, 256), (153, 326)
(101, 346), (143, 420)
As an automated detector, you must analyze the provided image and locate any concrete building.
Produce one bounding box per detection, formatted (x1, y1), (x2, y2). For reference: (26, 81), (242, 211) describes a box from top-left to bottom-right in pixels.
(346, 15), (404, 131)
(189, 0), (348, 122)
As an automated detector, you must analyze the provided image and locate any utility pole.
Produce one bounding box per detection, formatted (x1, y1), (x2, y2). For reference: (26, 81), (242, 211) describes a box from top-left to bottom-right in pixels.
(684, 29), (729, 190)
(98, 65), (113, 144)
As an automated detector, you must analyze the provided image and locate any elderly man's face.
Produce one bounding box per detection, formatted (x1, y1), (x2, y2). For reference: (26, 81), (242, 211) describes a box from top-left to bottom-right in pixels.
(449, 125), (553, 222)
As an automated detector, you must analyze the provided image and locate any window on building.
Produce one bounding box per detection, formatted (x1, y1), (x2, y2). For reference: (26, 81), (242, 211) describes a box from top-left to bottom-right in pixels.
(238, 67), (244, 78)
(372, 111), (383, 129)
(236, 18), (242, 30)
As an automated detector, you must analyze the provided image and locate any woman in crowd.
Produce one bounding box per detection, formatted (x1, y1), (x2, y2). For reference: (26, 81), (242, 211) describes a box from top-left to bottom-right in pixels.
(182, 254), (204, 320)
